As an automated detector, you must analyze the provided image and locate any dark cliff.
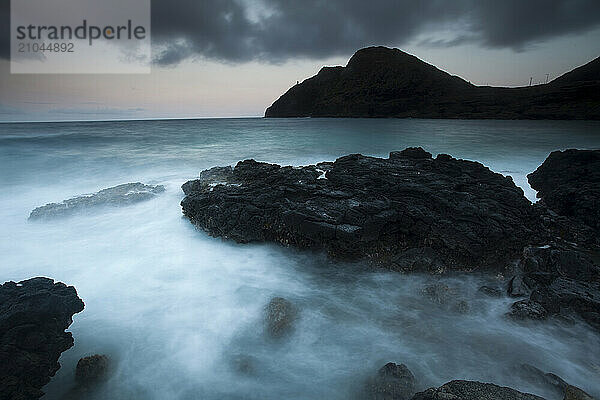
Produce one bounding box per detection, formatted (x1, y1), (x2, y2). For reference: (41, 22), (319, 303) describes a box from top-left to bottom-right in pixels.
(265, 46), (600, 119)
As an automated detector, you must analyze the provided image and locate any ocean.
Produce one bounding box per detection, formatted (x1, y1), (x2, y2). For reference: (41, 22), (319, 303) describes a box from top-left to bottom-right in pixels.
(1, 118), (599, 399)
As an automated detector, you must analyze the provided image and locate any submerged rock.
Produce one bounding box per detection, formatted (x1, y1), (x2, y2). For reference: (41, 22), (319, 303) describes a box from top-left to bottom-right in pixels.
(264, 297), (296, 339)
(367, 362), (416, 400)
(29, 182), (165, 220)
(230, 354), (257, 376)
(411, 380), (544, 400)
(515, 364), (568, 399)
(0, 277), (84, 400)
(181, 148), (540, 273)
(75, 354), (109, 385)
(478, 285), (504, 297)
(564, 385), (595, 400)
(528, 149), (600, 238)
(422, 283), (454, 305)
(421, 283), (470, 313)
(515, 364), (595, 400)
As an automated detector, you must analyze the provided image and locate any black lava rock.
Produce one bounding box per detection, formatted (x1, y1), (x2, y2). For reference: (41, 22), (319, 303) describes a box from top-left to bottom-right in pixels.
(507, 246), (600, 331)
(0, 277), (85, 400)
(181, 148), (540, 273)
(528, 149), (600, 237)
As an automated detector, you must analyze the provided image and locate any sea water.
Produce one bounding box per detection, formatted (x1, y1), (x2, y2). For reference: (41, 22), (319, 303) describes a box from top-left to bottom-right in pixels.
(1, 118), (599, 399)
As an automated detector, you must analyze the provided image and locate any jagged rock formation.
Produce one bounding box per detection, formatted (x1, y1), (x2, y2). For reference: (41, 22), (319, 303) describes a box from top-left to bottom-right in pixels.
(265, 46), (600, 120)
(506, 245), (600, 331)
(499, 149), (600, 331)
(29, 182), (165, 220)
(181, 148), (540, 273)
(528, 149), (600, 237)
(0, 277), (85, 400)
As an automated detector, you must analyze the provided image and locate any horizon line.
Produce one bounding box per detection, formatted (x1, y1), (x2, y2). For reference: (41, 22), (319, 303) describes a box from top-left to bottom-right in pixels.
(0, 115), (265, 124)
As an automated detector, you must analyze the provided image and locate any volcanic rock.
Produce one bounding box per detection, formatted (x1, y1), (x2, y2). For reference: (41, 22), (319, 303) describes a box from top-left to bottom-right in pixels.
(507, 246), (600, 330)
(528, 149), (600, 240)
(0, 277), (84, 400)
(181, 148), (540, 273)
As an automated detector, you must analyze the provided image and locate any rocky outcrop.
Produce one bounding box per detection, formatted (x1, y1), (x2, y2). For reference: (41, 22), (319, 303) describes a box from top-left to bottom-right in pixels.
(528, 149), (600, 238)
(512, 149), (600, 331)
(367, 362), (416, 400)
(411, 380), (544, 400)
(264, 297), (296, 339)
(265, 46), (600, 120)
(0, 277), (85, 400)
(29, 182), (165, 220)
(181, 148), (540, 273)
(506, 246), (600, 330)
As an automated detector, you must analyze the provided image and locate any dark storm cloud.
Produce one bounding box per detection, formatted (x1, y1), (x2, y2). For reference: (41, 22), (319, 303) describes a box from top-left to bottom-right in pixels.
(150, 0), (468, 64)
(468, 0), (600, 50)
(151, 0), (600, 64)
(1, 0), (599, 64)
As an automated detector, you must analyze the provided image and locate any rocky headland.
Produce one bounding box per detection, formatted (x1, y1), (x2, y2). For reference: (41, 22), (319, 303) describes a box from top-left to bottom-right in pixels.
(265, 46), (600, 120)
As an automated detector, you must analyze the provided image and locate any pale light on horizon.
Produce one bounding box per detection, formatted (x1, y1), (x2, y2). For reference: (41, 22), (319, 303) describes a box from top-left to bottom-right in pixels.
(1, 27), (599, 122)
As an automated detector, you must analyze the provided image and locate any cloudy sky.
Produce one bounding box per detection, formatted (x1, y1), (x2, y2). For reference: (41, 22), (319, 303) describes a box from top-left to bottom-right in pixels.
(1, 0), (599, 121)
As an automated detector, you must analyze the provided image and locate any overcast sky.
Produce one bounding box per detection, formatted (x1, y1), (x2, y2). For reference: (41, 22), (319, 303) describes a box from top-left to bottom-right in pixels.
(1, 0), (599, 121)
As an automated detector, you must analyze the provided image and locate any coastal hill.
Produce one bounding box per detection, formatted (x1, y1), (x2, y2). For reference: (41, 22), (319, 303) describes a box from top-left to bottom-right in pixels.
(265, 46), (600, 119)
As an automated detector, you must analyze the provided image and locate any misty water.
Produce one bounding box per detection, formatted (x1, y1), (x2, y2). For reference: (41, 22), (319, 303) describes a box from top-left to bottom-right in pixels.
(1, 118), (599, 399)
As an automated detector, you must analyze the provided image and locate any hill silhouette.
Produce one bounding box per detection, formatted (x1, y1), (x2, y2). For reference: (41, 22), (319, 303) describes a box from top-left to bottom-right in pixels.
(265, 47), (600, 119)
